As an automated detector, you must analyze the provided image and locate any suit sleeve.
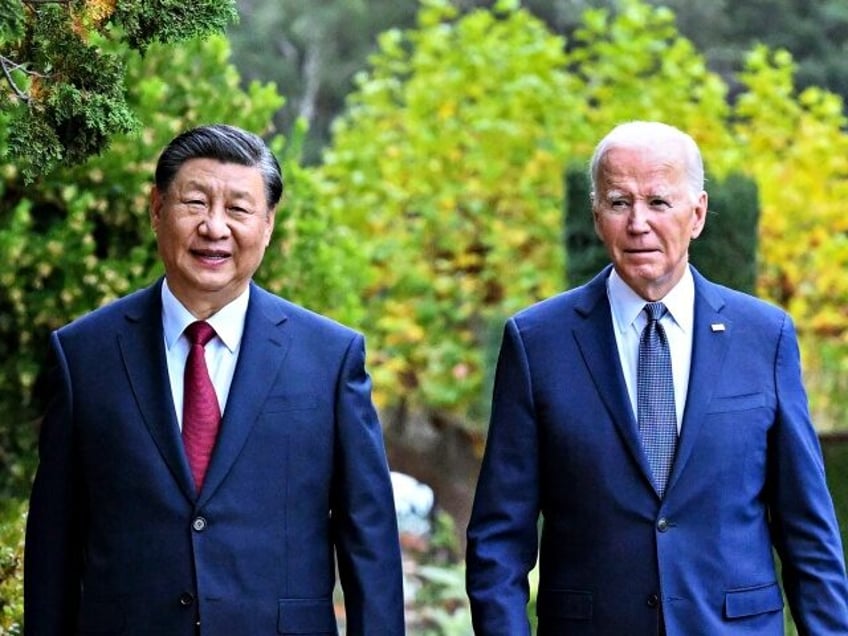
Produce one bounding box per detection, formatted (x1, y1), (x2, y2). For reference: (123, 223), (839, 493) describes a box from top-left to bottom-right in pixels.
(768, 315), (848, 631)
(24, 332), (84, 635)
(330, 334), (405, 636)
(466, 319), (540, 636)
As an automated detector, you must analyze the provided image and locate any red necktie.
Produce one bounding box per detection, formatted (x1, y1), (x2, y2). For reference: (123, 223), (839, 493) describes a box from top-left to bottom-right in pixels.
(182, 321), (221, 492)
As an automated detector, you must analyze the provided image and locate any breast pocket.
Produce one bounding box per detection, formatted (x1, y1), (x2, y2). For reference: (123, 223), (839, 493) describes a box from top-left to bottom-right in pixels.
(262, 394), (319, 414)
(707, 392), (767, 414)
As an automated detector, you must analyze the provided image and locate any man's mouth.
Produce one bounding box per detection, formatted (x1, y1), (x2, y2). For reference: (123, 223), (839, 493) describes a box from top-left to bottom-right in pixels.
(192, 249), (230, 260)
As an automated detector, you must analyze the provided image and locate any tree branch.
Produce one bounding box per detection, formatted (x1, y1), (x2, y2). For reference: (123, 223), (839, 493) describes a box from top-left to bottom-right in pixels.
(0, 55), (31, 103)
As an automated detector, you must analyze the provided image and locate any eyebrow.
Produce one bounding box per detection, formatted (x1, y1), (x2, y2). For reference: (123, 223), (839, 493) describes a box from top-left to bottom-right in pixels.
(603, 189), (674, 200)
(177, 181), (259, 203)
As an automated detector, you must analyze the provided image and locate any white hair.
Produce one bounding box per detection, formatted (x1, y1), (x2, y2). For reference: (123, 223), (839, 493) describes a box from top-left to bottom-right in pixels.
(589, 121), (704, 199)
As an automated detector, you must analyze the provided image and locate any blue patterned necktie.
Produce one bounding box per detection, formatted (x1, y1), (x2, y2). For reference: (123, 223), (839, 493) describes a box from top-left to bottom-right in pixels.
(637, 302), (677, 498)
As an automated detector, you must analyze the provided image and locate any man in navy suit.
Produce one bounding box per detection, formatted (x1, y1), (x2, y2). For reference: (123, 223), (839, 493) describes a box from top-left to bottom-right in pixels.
(24, 124), (405, 635)
(466, 121), (848, 634)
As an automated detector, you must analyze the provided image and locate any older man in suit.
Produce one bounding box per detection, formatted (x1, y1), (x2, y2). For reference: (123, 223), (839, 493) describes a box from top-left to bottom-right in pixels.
(24, 124), (405, 635)
(466, 121), (848, 634)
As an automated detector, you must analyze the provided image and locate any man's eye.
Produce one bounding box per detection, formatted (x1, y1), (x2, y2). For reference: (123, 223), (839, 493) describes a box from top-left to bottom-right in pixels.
(610, 200), (629, 208)
(650, 199), (671, 209)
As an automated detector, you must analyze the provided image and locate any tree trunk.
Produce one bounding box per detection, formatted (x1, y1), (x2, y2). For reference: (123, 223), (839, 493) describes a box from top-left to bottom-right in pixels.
(382, 402), (483, 552)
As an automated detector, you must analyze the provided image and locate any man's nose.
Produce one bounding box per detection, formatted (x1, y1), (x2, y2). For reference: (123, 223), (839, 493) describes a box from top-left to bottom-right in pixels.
(198, 206), (231, 238)
(627, 201), (651, 231)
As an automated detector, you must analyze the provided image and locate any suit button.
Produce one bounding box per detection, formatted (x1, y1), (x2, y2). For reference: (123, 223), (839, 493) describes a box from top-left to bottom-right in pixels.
(179, 592), (195, 606)
(192, 516), (207, 532)
(647, 594), (659, 608)
(657, 517), (669, 532)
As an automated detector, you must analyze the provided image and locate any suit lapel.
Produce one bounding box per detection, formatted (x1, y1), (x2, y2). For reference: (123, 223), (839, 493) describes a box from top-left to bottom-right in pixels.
(666, 272), (731, 494)
(198, 284), (291, 505)
(572, 268), (658, 491)
(118, 280), (197, 501)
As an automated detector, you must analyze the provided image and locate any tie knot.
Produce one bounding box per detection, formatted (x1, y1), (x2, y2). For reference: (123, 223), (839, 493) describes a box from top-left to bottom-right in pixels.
(643, 302), (667, 323)
(185, 321), (217, 347)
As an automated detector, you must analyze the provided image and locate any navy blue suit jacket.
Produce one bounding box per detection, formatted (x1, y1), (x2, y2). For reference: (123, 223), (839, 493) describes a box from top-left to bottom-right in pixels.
(24, 279), (404, 635)
(466, 266), (848, 635)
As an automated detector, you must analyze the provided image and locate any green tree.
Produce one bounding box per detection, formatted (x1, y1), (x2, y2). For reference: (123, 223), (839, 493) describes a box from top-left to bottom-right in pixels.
(229, 0), (418, 163)
(563, 164), (608, 288)
(732, 45), (848, 425)
(688, 173), (760, 295)
(566, 1), (735, 163)
(228, 0), (848, 167)
(722, 0), (848, 97)
(321, 0), (583, 419)
(523, 0), (848, 115)
(0, 501), (25, 634)
(0, 0), (237, 180)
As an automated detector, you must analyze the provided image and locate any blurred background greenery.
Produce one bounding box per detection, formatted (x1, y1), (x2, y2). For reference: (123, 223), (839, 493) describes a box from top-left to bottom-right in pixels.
(3, 0), (848, 632)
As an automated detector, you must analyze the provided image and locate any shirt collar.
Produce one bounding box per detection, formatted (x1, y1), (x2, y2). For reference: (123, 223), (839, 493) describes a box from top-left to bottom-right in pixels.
(161, 279), (250, 353)
(607, 266), (695, 335)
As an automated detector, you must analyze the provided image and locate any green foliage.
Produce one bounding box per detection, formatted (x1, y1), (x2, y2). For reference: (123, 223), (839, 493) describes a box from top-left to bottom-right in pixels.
(564, 164), (608, 288)
(722, 0), (848, 99)
(566, 0), (735, 167)
(405, 510), (473, 634)
(804, 341), (848, 427)
(228, 0), (419, 163)
(259, 120), (368, 326)
(0, 0), (23, 42)
(321, 0), (582, 416)
(4, 5), (138, 181)
(113, 0), (237, 50)
(0, 0), (237, 179)
(409, 563), (472, 635)
(821, 436), (848, 567)
(689, 173), (759, 295)
(732, 46), (848, 425)
(0, 502), (25, 635)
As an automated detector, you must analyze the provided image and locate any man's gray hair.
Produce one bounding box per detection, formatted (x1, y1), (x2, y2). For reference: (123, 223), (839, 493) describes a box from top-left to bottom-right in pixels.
(589, 121), (704, 199)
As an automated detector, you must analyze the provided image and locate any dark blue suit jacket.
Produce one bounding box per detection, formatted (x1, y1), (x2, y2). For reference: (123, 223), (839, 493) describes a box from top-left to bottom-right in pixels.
(466, 266), (848, 635)
(24, 279), (404, 635)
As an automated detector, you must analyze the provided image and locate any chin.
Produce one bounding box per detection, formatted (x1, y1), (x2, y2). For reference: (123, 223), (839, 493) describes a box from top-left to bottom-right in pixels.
(621, 266), (659, 283)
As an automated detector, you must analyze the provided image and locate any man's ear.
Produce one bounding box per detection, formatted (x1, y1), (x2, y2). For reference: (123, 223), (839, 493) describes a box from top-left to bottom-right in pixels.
(691, 191), (708, 239)
(592, 202), (603, 241)
(263, 206), (276, 247)
(150, 186), (163, 233)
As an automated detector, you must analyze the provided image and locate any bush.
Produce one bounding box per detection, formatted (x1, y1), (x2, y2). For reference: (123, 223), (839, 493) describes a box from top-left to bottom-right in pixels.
(0, 502), (25, 635)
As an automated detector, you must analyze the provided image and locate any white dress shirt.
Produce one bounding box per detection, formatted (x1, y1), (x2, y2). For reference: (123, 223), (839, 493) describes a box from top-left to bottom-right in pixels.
(161, 279), (249, 429)
(606, 267), (695, 432)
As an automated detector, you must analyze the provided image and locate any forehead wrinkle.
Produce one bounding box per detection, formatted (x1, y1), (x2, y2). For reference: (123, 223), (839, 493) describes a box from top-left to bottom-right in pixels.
(601, 167), (684, 197)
